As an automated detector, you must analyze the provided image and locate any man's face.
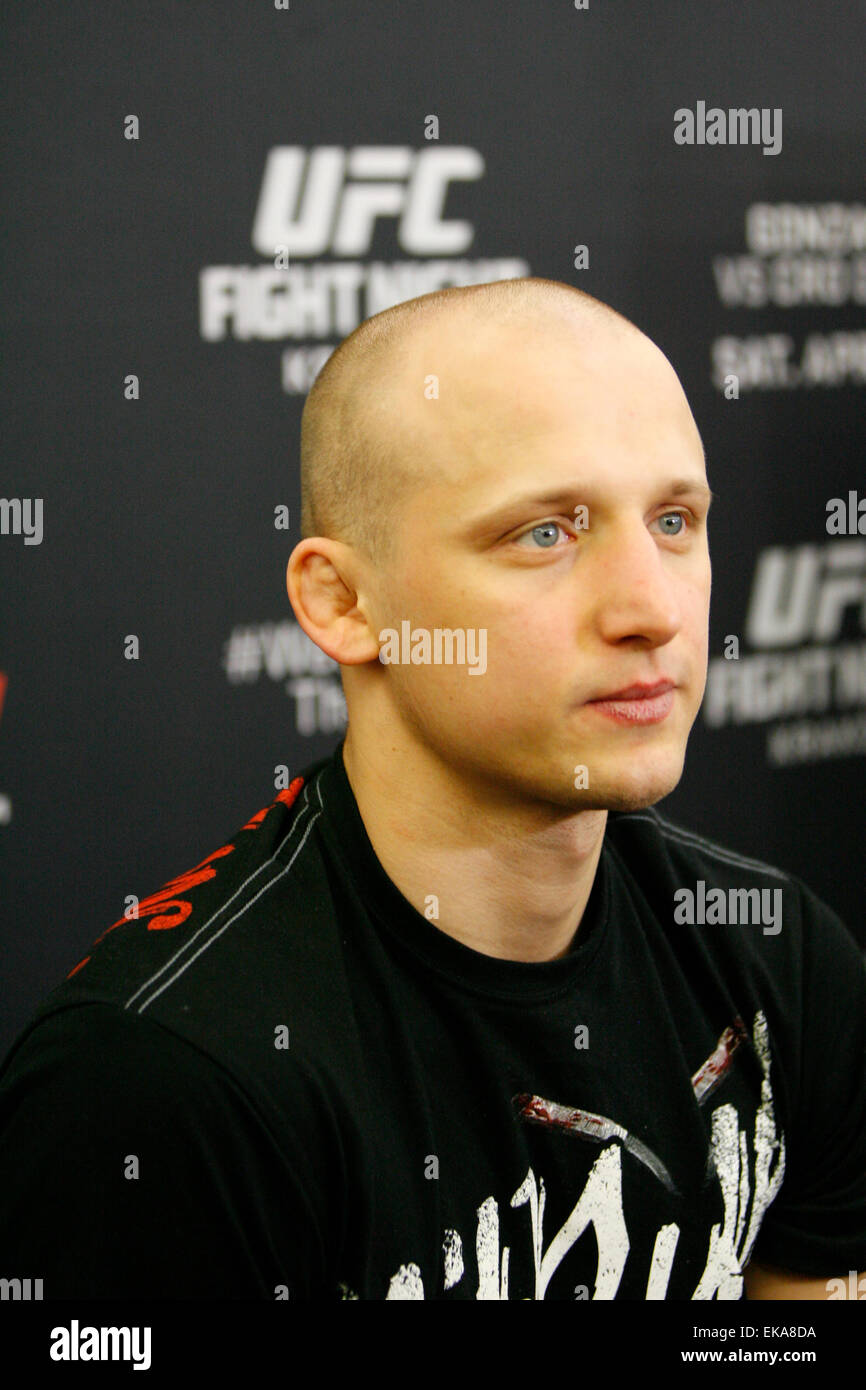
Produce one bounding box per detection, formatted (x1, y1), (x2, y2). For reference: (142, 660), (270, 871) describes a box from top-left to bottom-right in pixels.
(363, 316), (712, 812)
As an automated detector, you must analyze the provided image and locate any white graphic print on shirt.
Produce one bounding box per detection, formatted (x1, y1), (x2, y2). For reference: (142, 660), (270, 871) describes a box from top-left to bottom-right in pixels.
(369, 1009), (785, 1300)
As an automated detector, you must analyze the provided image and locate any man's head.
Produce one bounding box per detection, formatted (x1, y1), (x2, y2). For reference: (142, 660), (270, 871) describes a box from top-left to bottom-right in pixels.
(288, 277), (712, 813)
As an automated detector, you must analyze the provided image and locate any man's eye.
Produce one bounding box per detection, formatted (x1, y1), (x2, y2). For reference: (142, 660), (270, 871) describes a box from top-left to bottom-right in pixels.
(514, 521), (572, 549)
(656, 511), (688, 536)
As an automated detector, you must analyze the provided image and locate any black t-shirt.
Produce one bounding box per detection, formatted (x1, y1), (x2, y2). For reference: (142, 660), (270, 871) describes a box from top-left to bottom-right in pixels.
(1, 741), (864, 1300)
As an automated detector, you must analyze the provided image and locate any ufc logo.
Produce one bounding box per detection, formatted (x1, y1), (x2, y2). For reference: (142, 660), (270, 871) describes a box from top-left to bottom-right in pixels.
(746, 541), (866, 647)
(251, 146), (484, 257)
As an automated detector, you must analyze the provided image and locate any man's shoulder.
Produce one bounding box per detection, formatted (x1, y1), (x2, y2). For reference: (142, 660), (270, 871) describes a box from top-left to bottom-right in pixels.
(605, 804), (861, 963)
(606, 804), (793, 888)
(15, 765), (349, 1079)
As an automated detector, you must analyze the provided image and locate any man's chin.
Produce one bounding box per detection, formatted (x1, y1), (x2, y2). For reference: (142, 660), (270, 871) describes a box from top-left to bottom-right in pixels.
(589, 782), (676, 813)
(578, 759), (685, 812)
(544, 746), (687, 813)
(441, 733), (686, 812)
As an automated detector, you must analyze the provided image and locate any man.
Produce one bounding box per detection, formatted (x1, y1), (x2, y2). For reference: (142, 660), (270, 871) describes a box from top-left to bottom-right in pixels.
(0, 278), (863, 1300)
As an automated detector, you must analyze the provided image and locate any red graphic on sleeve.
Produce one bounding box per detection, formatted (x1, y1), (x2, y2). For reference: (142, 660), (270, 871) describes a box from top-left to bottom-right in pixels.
(242, 776), (304, 829)
(105, 844), (237, 934)
(65, 776), (305, 978)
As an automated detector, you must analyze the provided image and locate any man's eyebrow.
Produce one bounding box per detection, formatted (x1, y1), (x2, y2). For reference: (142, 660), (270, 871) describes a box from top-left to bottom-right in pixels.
(462, 478), (716, 532)
(668, 479), (716, 504)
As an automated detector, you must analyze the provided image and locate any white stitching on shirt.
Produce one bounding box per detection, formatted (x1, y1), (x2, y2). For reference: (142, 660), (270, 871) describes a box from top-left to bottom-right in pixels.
(616, 809), (790, 881)
(126, 774), (324, 1013)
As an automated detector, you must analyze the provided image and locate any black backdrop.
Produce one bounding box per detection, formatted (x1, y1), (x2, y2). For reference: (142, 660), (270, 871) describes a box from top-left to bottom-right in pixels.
(2, 0), (865, 1054)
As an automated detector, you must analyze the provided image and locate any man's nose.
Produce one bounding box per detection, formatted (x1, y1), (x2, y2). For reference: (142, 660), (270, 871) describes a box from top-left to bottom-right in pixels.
(587, 520), (683, 646)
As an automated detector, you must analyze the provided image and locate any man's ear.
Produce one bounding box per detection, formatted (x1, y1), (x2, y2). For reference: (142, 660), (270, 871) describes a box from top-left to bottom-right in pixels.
(286, 537), (381, 665)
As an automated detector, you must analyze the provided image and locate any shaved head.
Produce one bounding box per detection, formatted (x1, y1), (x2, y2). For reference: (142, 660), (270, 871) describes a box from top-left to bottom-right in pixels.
(299, 277), (642, 564)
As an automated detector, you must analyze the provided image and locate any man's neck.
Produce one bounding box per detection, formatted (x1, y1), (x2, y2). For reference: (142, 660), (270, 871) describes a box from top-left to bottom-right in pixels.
(341, 729), (607, 963)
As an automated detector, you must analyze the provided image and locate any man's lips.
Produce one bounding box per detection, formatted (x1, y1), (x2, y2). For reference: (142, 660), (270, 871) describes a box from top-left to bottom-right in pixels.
(588, 680), (675, 702)
(585, 680), (676, 725)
